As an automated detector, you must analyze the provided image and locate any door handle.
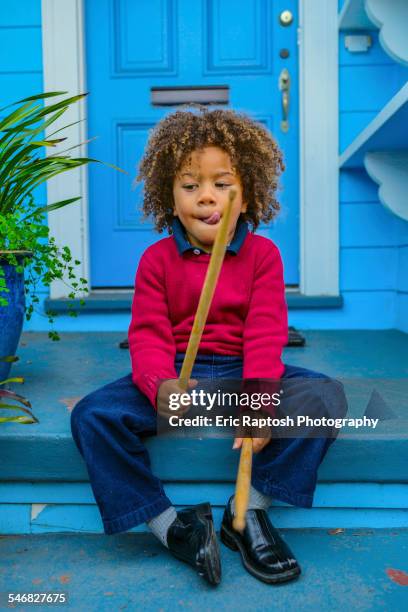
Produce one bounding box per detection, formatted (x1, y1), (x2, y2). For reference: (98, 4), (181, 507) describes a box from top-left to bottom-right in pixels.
(279, 68), (290, 133)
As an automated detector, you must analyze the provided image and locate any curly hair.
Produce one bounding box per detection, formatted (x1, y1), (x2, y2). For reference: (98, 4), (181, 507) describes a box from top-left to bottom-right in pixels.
(136, 106), (285, 233)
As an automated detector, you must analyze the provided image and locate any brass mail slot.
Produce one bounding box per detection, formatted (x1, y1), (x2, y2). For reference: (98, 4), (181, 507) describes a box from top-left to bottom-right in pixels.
(151, 86), (229, 106)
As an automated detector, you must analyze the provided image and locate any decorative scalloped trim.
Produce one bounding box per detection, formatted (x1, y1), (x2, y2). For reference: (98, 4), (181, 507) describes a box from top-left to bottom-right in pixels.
(364, 152), (408, 221)
(365, 0), (408, 65)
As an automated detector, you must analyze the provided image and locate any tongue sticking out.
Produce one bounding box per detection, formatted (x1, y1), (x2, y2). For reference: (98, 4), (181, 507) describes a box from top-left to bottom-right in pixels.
(202, 211), (221, 225)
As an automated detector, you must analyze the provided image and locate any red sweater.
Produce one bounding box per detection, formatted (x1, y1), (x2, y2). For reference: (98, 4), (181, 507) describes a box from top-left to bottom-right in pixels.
(128, 231), (288, 408)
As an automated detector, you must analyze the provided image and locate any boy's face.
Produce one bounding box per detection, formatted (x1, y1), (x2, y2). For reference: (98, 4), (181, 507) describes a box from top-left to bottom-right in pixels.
(173, 146), (247, 253)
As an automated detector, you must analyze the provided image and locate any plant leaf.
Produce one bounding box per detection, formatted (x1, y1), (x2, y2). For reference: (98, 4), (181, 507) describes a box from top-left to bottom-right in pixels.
(1, 160), (86, 212)
(24, 197), (81, 218)
(0, 102), (42, 131)
(0, 91), (67, 114)
(47, 137), (97, 158)
(0, 355), (19, 363)
(3, 93), (87, 134)
(0, 109), (67, 165)
(30, 139), (67, 147)
(0, 403), (34, 417)
(0, 415), (39, 424)
(101, 161), (128, 174)
(0, 377), (24, 385)
(46, 118), (86, 139)
(0, 389), (31, 407)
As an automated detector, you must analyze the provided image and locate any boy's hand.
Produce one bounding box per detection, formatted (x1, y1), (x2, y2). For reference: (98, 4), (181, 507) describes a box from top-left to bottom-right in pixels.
(233, 433), (271, 454)
(232, 410), (272, 453)
(157, 378), (198, 418)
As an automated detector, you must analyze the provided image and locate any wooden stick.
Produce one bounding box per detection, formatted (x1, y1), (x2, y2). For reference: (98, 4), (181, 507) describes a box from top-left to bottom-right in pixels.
(232, 438), (253, 532)
(178, 191), (236, 389)
(176, 190), (253, 532)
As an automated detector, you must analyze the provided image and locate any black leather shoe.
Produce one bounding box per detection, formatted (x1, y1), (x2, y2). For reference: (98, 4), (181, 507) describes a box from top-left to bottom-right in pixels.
(167, 502), (221, 586)
(220, 496), (300, 584)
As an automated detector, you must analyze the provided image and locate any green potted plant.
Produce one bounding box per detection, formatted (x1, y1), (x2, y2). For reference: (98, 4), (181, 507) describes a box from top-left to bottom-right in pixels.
(0, 91), (119, 380)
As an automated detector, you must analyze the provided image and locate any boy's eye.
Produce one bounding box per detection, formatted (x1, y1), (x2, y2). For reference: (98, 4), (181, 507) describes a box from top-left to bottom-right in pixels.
(215, 182), (232, 189)
(182, 184), (197, 191)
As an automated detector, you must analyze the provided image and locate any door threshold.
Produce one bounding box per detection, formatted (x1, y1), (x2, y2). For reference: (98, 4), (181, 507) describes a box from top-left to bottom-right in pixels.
(45, 291), (343, 313)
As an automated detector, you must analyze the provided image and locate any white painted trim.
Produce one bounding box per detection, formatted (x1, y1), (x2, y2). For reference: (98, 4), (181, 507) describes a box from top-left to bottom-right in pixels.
(298, 0), (339, 295)
(41, 0), (339, 298)
(41, 0), (89, 299)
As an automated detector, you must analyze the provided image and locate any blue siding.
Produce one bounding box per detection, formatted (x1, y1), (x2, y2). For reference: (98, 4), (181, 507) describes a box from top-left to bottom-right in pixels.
(339, 27), (408, 332)
(0, 1), (48, 302)
(341, 203), (404, 248)
(0, 0), (41, 26)
(340, 248), (397, 291)
(0, 6), (46, 232)
(290, 292), (396, 330)
(0, 28), (42, 73)
(339, 33), (408, 151)
(0, 73), (43, 108)
(338, 169), (402, 326)
(0, 0), (43, 111)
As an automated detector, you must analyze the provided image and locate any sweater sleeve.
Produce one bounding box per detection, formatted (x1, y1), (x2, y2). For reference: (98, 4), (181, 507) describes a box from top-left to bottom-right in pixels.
(242, 241), (288, 381)
(241, 242), (288, 418)
(128, 248), (178, 409)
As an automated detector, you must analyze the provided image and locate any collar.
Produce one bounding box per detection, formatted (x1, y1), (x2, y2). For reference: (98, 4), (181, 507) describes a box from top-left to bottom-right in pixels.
(171, 216), (248, 255)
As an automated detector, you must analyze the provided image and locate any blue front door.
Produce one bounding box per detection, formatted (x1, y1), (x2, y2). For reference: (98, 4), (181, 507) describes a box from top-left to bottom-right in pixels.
(85, 0), (299, 287)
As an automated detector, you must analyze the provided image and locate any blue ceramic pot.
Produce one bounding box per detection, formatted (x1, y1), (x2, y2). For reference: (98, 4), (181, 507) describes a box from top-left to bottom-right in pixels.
(0, 254), (27, 381)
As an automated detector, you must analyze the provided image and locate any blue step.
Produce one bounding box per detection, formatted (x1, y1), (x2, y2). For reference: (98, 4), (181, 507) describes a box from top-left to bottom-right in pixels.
(0, 331), (407, 534)
(1, 482), (407, 533)
(0, 330), (407, 482)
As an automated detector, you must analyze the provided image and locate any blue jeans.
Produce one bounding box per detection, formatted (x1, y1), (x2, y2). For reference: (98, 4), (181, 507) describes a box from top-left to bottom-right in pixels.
(70, 354), (347, 535)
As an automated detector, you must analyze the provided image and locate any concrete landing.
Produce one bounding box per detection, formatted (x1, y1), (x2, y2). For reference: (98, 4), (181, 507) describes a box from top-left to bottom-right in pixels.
(1, 529), (407, 611)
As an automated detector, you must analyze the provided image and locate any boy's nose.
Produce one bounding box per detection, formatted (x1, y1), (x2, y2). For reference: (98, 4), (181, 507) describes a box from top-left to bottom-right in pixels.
(198, 186), (216, 204)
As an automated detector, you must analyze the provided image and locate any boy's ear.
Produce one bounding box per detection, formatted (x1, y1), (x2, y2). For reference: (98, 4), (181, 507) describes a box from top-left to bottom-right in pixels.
(241, 200), (248, 213)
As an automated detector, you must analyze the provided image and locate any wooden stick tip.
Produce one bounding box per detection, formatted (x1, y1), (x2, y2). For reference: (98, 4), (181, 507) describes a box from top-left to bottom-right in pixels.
(232, 516), (245, 533)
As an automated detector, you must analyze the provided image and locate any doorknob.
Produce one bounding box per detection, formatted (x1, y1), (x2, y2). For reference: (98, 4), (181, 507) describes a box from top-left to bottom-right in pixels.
(279, 68), (290, 133)
(279, 10), (293, 26)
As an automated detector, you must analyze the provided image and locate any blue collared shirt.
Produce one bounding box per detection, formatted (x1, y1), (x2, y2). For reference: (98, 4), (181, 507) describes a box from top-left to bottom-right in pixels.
(171, 216), (248, 255)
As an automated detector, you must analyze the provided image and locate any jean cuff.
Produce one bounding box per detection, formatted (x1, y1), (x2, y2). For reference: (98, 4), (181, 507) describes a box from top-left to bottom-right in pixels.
(103, 495), (172, 535)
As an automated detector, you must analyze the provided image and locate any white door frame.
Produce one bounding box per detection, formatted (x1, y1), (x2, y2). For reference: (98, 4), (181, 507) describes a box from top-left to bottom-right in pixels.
(42, 0), (339, 298)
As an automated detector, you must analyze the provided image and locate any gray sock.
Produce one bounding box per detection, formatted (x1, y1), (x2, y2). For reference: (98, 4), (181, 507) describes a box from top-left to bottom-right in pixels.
(147, 506), (178, 548)
(231, 485), (272, 515)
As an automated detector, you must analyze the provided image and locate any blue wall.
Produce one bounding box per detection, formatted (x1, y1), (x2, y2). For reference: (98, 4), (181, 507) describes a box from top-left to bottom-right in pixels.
(337, 30), (408, 331)
(0, 1), (43, 107)
(339, 33), (408, 151)
(2, 1), (407, 333)
(0, 0), (49, 311)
